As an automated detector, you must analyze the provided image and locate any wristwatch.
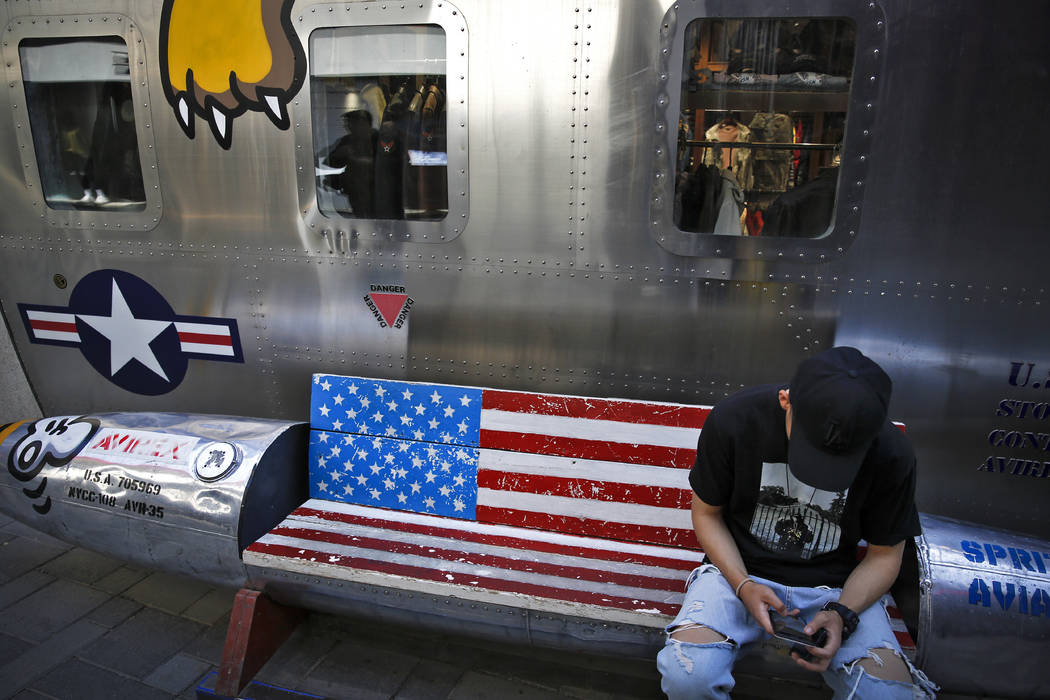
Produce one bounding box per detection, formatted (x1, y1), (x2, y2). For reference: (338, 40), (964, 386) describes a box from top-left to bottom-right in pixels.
(822, 601), (860, 641)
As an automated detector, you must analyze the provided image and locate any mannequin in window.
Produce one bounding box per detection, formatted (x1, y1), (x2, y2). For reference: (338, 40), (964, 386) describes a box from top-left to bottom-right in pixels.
(323, 92), (378, 218)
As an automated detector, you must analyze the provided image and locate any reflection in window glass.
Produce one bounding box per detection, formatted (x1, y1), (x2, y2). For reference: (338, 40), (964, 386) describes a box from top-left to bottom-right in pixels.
(310, 25), (448, 221)
(675, 19), (855, 237)
(20, 37), (146, 211)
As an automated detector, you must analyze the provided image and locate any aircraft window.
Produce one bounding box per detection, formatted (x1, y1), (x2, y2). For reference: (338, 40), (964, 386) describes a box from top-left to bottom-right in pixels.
(19, 37), (146, 212)
(675, 18), (855, 238)
(310, 25), (448, 221)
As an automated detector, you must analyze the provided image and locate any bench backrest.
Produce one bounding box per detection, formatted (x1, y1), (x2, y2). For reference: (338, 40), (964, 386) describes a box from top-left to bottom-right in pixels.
(307, 374), (708, 548)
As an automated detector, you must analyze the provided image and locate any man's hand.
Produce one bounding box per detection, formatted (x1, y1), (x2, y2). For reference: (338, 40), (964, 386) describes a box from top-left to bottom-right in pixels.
(792, 609), (844, 671)
(738, 580), (798, 635)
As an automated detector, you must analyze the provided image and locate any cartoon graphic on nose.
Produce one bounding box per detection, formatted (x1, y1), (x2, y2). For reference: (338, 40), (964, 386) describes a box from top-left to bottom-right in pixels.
(159, 0), (306, 150)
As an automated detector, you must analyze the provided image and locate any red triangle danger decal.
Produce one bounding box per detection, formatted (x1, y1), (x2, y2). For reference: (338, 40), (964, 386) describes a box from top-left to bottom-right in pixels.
(369, 293), (409, 327)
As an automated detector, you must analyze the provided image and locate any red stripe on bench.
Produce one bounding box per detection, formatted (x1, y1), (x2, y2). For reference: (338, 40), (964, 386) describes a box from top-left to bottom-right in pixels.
(483, 390), (709, 427)
(267, 525), (685, 592)
(478, 470), (692, 509)
(479, 429), (696, 469)
(249, 541), (681, 616)
(476, 506), (699, 549)
(292, 506), (702, 570)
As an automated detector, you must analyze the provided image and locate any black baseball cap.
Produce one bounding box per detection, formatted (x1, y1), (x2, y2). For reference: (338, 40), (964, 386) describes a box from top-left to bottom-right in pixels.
(787, 347), (892, 492)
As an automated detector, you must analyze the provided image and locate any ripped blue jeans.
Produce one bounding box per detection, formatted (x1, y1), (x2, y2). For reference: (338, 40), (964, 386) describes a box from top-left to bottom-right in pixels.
(657, 565), (938, 700)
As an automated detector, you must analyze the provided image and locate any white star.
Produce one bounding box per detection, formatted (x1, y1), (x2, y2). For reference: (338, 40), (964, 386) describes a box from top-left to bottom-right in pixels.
(375, 385), (387, 398)
(371, 437), (382, 449)
(359, 397), (371, 409)
(317, 456), (327, 468)
(426, 446), (438, 459)
(343, 434), (355, 445)
(329, 446), (341, 457)
(370, 463), (382, 475)
(346, 408), (358, 420)
(333, 394), (345, 405)
(402, 388), (413, 400)
(395, 467), (408, 479)
(343, 484), (354, 495)
(440, 433), (452, 443)
(443, 405), (455, 418)
(453, 497), (465, 513)
(320, 379), (331, 391)
(343, 460), (353, 470)
(313, 376), (320, 384)
(440, 460), (451, 472)
(410, 481), (422, 494)
(439, 485), (451, 497)
(413, 429), (424, 440)
(411, 456), (423, 468)
(384, 453), (395, 464)
(347, 383), (358, 394)
(386, 400), (398, 412)
(424, 497), (435, 510)
(384, 426), (397, 436)
(414, 404), (426, 415)
(397, 492), (408, 504)
(77, 279), (172, 381)
(369, 488), (381, 500)
(425, 469), (437, 483)
(383, 477), (395, 490)
(453, 474), (465, 487)
(318, 405), (331, 417)
(430, 390), (443, 404)
(459, 395), (472, 407)
(355, 449), (368, 461)
(428, 418), (439, 430)
(317, 480), (328, 492)
(372, 411), (385, 423)
(332, 420), (344, 431)
(330, 469), (341, 481)
(318, 432), (330, 443)
(397, 442), (410, 453)
(358, 422), (369, 433)
(355, 474), (368, 486)
(457, 420), (468, 434)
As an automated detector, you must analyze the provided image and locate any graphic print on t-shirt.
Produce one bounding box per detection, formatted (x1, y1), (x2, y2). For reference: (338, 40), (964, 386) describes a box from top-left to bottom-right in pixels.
(749, 462), (847, 560)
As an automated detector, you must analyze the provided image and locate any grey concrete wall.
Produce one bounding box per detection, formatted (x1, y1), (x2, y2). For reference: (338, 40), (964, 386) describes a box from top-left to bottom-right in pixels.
(0, 311), (40, 423)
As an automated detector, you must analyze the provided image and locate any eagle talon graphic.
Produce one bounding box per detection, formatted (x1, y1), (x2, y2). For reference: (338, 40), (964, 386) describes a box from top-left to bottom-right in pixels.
(160, 0), (305, 150)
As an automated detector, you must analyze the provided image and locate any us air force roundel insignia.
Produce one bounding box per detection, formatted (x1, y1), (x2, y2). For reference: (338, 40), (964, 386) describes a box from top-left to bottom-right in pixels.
(18, 269), (244, 396)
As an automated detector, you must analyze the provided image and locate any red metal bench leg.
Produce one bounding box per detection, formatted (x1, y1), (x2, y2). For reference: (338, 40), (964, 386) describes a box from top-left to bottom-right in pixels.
(215, 588), (306, 696)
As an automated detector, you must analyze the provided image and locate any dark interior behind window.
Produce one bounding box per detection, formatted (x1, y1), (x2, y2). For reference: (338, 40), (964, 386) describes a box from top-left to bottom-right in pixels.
(675, 19), (855, 238)
(20, 37), (146, 211)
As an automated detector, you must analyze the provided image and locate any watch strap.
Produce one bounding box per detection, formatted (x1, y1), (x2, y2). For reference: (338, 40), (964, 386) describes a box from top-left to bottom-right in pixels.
(822, 601), (860, 640)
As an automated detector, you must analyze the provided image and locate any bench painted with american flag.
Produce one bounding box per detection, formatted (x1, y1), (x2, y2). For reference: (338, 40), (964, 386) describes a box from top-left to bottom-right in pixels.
(244, 374), (915, 656)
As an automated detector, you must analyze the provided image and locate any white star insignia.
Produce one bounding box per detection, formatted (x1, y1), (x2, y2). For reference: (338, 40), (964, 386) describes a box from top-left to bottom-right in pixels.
(317, 480), (328, 492)
(453, 497), (465, 513)
(443, 406), (455, 418)
(397, 492), (408, 504)
(318, 432), (330, 443)
(332, 419), (344, 431)
(320, 379), (331, 391)
(425, 469), (437, 483)
(401, 388), (413, 400)
(346, 408), (358, 420)
(375, 385), (387, 398)
(428, 418), (439, 430)
(318, 405), (331, 417)
(383, 477), (396, 490)
(359, 397), (371, 409)
(430, 390), (443, 404)
(410, 481), (422, 494)
(424, 496), (435, 510)
(347, 383), (358, 395)
(76, 279), (175, 381)
(333, 394), (345, 405)
(414, 404), (426, 416)
(343, 484), (354, 495)
(459, 395), (472, 407)
(369, 488), (381, 500)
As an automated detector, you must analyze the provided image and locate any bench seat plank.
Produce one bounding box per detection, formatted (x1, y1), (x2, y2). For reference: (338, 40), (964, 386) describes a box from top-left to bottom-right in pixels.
(245, 498), (704, 628)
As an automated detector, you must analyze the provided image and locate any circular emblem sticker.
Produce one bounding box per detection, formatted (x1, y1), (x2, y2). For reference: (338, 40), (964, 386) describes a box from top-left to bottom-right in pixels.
(193, 442), (240, 482)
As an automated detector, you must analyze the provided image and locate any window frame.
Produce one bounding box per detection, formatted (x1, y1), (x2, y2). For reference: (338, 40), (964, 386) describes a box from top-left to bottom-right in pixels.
(292, 1), (469, 244)
(651, 0), (886, 261)
(3, 13), (162, 232)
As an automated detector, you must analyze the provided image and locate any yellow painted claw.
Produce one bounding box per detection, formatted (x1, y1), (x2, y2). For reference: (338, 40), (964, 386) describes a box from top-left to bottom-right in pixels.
(159, 0), (306, 149)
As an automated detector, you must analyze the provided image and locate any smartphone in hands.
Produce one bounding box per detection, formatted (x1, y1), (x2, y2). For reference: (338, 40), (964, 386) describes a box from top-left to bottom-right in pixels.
(768, 611), (829, 661)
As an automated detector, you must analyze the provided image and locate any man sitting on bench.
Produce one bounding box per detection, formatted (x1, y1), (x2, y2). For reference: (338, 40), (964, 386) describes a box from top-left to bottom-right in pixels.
(657, 347), (937, 699)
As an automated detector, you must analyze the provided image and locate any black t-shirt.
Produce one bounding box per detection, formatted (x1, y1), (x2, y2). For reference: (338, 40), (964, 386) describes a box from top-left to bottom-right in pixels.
(689, 384), (921, 587)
